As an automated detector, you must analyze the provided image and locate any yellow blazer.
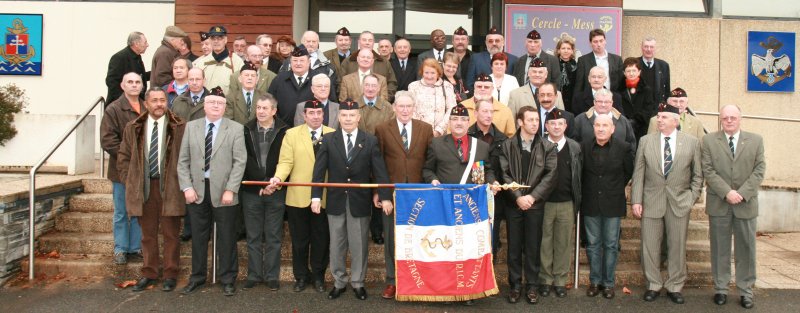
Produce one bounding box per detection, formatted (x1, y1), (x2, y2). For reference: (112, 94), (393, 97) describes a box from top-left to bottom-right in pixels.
(274, 124), (335, 208)
(459, 97), (517, 138)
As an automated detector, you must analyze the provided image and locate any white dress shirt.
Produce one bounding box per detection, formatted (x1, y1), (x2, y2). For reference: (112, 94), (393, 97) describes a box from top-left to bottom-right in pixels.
(594, 51), (610, 90)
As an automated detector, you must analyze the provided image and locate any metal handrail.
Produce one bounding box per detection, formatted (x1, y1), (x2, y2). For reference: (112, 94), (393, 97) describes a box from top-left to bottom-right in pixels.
(28, 97), (105, 280)
(693, 110), (800, 123)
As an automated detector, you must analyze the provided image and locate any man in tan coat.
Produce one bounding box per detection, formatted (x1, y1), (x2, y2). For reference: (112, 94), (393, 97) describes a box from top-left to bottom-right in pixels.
(339, 48), (389, 103)
(118, 87), (186, 292)
(151, 26), (187, 88)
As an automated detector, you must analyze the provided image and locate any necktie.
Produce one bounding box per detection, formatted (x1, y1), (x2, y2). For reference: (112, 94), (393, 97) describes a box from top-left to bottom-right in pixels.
(297, 76), (303, 86)
(647, 61), (652, 68)
(664, 136), (672, 178)
(457, 138), (464, 162)
(245, 91), (252, 114)
(205, 123), (214, 171)
(401, 60), (405, 71)
(311, 130), (319, 154)
(729, 136), (735, 157)
(360, 73), (366, 85)
(401, 124), (409, 151)
(149, 121), (159, 178)
(437, 51), (442, 63)
(192, 95), (199, 105)
(346, 133), (354, 162)
(368, 101), (374, 107)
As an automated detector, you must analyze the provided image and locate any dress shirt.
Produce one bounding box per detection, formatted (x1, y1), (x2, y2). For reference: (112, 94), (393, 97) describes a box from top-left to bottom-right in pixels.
(358, 69), (371, 85)
(594, 51), (610, 90)
(548, 135), (567, 151)
(659, 128), (678, 175)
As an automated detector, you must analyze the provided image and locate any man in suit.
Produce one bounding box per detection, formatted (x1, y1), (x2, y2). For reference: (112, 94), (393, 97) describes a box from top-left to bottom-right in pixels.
(311, 102), (394, 301)
(267, 100), (334, 293)
(106, 31), (149, 104)
(294, 74), (340, 129)
(572, 89), (636, 150)
(288, 32), (337, 90)
(101, 72), (145, 265)
(496, 105), (557, 304)
(446, 26), (473, 81)
(461, 74), (516, 138)
(323, 27), (353, 95)
(357, 75), (395, 135)
(228, 45), (277, 95)
(117, 87), (186, 292)
(538, 109), (582, 299)
(373, 91), (434, 299)
(580, 114), (634, 300)
(178, 87), (247, 296)
(513, 30), (560, 86)
(256, 34), (282, 74)
(268, 45), (335, 127)
(341, 31), (398, 101)
(225, 63), (263, 125)
(647, 88), (706, 140)
(172, 68), (209, 125)
(416, 29), (447, 72)
(508, 59), (565, 120)
(377, 38), (393, 61)
(639, 37), (671, 104)
(702, 105), (765, 309)
(390, 38), (417, 92)
(535, 83), (575, 139)
(339, 48), (389, 103)
(631, 103), (703, 305)
(574, 29), (624, 95)
(465, 26), (518, 92)
(571, 66), (624, 115)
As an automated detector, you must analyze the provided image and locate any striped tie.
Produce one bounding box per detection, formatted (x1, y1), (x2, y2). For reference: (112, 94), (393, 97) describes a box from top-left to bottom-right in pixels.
(664, 136), (672, 178)
(457, 138), (464, 162)
(346, 133), (354, 162)
(148, 122), (159, 178)
(245, 91), (252, 114)
(205, 123), (214, 171)
(401, 124), (409, 151)
(729, 136), (735, 157)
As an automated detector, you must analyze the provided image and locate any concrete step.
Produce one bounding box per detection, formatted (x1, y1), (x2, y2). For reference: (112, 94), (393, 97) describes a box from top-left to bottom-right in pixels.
(82, 178), (113, 194)
(620, 219), (709, 241)
(624, 204), (708, 221)
(55, 212), (112, 233)
(69, 193), (113, 213)
(576, 239), (711, 264)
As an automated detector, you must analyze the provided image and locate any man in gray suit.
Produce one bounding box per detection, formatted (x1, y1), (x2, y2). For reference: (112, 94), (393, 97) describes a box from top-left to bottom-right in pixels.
(178, 86), (247, 296)
(416, 29), (447, 73)
(512, 30), (560, 86)
(293, 74), (340, 129)
(702, 104), (765, 309)
(631, 103), (703, 305)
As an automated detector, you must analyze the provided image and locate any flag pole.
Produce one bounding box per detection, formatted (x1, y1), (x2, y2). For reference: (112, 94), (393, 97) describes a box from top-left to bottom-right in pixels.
(574, 212), (581, 289)
(242, 181), (530, 190)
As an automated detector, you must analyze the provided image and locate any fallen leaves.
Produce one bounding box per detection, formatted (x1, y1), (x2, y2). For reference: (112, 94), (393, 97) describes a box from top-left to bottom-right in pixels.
(623, 286), (632, 294)
(34, 250), (61, 259)
(116, 280), (137, 289)
(756, 232), (774, 239)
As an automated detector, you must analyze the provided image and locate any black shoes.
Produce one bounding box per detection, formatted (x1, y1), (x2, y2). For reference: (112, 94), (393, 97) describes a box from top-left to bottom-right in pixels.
(223, 283), (236, 296)
(667, 292), (685, 304)
(643, 289), (659, 302)
(526, 286), (538, 304)
(242, 280), (258, 290)
(181, 281), (205, 295)
(372, 235), (384, 245)
(740, 296), (754, 309)
(602, 286), (615, 299)
(554, 286), (567, 298)
(267, 280), (280, 291)
(538, 284), (551, 297)
(508, 288), (521, 303)
(132, 278), (156, 292)
(314, 280), (326, 293)
(353, 287), (367, 300)
(179, 234), (191, 242)
(162, 279), (176, 292)
(714, 293), (727, 305)
(293, 280), (307, 292)
(328, 286), (347, 299)
(586, 284), (600, 297)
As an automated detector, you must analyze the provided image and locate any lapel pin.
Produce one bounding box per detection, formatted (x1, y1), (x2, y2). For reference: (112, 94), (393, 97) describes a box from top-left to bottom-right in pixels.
(358, 143), (363, 148)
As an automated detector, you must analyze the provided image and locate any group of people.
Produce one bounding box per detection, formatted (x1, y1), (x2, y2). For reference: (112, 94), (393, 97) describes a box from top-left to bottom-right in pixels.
(101, 23), (765, 309)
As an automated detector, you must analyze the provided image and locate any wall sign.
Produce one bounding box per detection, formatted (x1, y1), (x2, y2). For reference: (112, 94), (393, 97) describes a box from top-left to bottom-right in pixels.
(748, 31), (794, 92)
(1, 14), (42, 76)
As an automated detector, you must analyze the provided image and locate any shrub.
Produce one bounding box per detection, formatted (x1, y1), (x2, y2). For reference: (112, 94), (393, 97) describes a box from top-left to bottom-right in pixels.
(0, 83), (28, 146)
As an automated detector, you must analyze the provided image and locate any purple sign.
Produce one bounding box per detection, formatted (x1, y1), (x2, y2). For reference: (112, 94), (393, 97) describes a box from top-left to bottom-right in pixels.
(504, 5), (622, 59)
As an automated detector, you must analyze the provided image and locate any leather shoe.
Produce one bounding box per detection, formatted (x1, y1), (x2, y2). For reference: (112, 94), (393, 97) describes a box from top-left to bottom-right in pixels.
(382, 285), (396, 299)
(526, 287), (539, 304)
(267, 280), (280, 291)
(372, 235), (384, 245)
(508, 288), (521, 303)
(667, 292), (685, 304)
(293, 280), (307, 292)
(181, 281), (205, 295)
(179, 234), (191, 242)
(328, 286), (346, 299)
(554, 286), (567, 298)
(162, 279), (176, 292)
(586, 284), (600, 297)
(602, 286), (615, 299)
(740, 296), (754, 309)
(242, 280), (257, 290)
(314, 280), (326, 293)
(132, 277), (156, 292)
(714, 293), (727, 305)
(538, 284), (551, 297)
(643, 289), (659, 302)
(354, 287), (367, 300)
(223, 283), (236, 296)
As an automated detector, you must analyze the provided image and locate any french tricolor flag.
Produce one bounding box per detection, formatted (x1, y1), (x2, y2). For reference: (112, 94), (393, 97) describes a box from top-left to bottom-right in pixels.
(394, 184), (498, 301)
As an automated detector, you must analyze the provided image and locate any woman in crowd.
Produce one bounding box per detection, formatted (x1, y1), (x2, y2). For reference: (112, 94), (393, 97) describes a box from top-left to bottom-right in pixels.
(407, 58), (457, 137)
(274, 35), (296, 63)
(556, 37), (578, 113)
(621, 57), (656, 140)
(442, 52), (470, 102)
(489, 53), (519, 104)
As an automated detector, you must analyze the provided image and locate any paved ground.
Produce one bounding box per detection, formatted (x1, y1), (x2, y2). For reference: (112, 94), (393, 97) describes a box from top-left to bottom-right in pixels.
(2, 277), (800, 313)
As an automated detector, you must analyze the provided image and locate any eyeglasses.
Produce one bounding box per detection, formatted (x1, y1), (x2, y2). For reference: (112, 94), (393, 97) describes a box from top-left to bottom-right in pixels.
(721, 116), (739, 121)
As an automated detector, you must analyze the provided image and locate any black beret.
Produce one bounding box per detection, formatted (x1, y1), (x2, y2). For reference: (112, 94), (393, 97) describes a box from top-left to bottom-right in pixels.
(527, 30), (541, 40)
(658, 102), (681, 115)
(450, 103), (469, 117)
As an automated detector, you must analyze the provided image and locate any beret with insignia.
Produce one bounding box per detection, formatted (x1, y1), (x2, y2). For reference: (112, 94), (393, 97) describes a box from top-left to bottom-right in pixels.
(291, 45), (309, 57)
(475, 73), (492, 82)
(207, 25), (227, 36)
(487, 26), (501, 36)
(670, 87), (687, 98)
(340, 99), (359, 111)
(658, 102), (681, 115)
(199, 32), (209, 41)
(530, 58), (546, 68)
(240, 62), (259, 73)
(208, 86), (225, 98)
(450, 103), (470, 117)
(545, 108), (565, 123)
(527, 30), (541, 40)
(454, 26), (468, 36)
(304, 100), (323, 110)
(336, 27), (351, 37)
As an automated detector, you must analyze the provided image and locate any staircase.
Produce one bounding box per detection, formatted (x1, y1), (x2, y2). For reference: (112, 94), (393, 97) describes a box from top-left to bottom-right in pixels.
(26, 178), (714, 288)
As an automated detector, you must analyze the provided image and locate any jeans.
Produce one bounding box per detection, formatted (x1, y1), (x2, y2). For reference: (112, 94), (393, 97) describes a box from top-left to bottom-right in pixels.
(583, 215), (620, 288)
(112, 182), (141, 254)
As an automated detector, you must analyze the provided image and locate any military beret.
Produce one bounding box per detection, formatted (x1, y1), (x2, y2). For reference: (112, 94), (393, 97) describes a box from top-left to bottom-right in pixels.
(304, 100), (323, 110)
(475, 73), (492, 82)
(487, 26), (501, 36)
(530, 58), (546, 68)
(658, 102), (681, 115)
(454, 26), (468, 36)
(291, 45), (309, 57)
(240, 62), (259, 73)
(199, 32), (209, 41)
(670, 87), (687, 98)
(207, 25), (227, 36)
(450, 103), (470, 117)
(545, 108), (565, 123)
(527, 30), (541, 40)
(165, 26), (187, 38)
(336, 27), (351, 37)
(208, 86), (225, 98)
(340, 99), (359, 111)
